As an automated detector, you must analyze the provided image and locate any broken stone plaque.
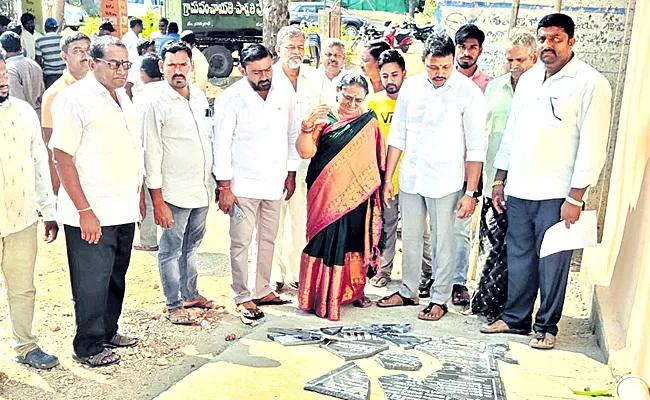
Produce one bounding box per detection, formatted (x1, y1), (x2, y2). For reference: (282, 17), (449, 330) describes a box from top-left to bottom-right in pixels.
(368, 323), (412, 334)
(415, 341), (499, 377)
(423, 371), (506, 400)
(380, 333), (432, 350)
(321, 339), (389, 361)
(304, 362), (370, 400)
(378, 374), (450, 400)
(376, 352), (422, 371)
(267, 328), (322, 346)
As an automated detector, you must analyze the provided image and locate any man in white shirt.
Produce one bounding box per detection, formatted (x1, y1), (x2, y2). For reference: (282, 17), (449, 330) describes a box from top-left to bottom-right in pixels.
(379, 33), (486, 322)
(0, 31), (44, 113)
(51, 36), (144, 367)
(482, 14), (612, 350)
(142, 41), (220, 325)
(0, 53), (60, 370)
(319, 38), (346, 104)
(125, 39), (156, 99)
(19, 13), (41, 60)
(180, 30), (209, 94)
(271, 25), (328, 291)
(213, 44), (300, 320)
(122, 18), (143, 64)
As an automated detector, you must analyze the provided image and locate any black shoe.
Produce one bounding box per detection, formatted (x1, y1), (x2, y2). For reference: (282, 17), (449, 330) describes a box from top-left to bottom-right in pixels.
(14, 348), (59, 370)
(418, 279), (434, 298)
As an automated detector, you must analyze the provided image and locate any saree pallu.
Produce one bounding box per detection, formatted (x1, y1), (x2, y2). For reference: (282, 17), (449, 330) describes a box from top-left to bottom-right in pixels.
(471, 196), (509, 323)
(298, 110), (386, 321)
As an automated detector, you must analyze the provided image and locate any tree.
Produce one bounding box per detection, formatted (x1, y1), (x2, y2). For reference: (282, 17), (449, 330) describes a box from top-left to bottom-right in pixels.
(262, 0), (289, 56)
(409, 0), (416, 20)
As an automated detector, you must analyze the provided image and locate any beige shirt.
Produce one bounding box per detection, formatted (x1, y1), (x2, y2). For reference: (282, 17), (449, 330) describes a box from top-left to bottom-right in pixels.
(190, 47), (209, 93)
(50, 75), (144, 227)
(0, 97), (56, 237)
(21, 30), (42, 60)
(6, 55), (44, 114)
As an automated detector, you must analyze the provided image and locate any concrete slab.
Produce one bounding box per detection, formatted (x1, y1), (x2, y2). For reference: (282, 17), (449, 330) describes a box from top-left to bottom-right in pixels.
(155, 293), (616, 400)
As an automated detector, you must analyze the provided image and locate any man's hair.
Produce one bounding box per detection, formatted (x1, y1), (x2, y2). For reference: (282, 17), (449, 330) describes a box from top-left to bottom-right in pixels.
(61, 32), (90, 52)
(276, 25), (305, 46)
(159, 17), (169, 25)
(137, 39), (154, 55)
(89, 36), (126, 59)
(161, 40), (192, 61)
(538, 13), (575, 39)
(240, 44), (271, 68)
(378, 49), (405, 71)
(180, 30), (196, 46)
(141, 53), (163, 79)
(422, 33), (455, 58)
(130, 18), (143, 29)
(0, 15), (11, 27)
(322, 37), (345, 52)
(0, 31), (22, 53)
(20, 12), (35, 25)
(337, 72), (369, 95)
(455, 24), (486, 46)
(168, 22), (179, 34)
(364, 39), (391, 61)
(504, 28), (537, 56)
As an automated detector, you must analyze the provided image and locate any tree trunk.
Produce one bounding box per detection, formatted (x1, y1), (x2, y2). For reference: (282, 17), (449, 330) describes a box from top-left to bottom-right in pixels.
(409, 0), (416, 20)
(263, 0), (289, 57)
(55, 0), (66, 32)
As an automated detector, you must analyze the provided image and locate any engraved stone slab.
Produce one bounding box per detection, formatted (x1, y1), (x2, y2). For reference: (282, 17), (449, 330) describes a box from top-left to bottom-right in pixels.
(267, 328), (322, 346)
(380, 334), (432, 350)
(423, 371), (506, 400)
(415, 341), (499, 377)
(376, 352), (423, 371)
(368, 323), (413, 334)
(378, 374), (449, 400)
(321, 339), (389, 361)
(304, 362), (370, 400)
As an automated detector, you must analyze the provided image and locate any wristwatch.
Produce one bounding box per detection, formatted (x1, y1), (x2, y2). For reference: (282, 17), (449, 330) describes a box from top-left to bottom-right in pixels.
(465, 190), (480, 199)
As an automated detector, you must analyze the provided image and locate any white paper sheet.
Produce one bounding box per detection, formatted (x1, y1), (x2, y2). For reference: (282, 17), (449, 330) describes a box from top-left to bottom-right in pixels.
(539, 210), (598, 258)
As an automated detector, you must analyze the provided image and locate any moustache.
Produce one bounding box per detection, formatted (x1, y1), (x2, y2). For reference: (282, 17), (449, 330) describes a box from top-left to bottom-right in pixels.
(542, 49), (556, 55)
(173, 74), (186, 79)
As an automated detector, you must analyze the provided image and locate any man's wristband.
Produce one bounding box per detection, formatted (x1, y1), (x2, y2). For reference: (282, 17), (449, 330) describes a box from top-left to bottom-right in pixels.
(492, 180), (504, 187)
(565, 196), (584, 207)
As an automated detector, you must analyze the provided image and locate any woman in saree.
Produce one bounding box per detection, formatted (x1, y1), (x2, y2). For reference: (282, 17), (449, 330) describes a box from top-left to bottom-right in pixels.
(295, 73), (386, 321)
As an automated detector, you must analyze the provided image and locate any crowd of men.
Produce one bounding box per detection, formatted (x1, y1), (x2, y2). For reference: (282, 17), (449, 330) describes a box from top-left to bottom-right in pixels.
(0, 11), (611, 369)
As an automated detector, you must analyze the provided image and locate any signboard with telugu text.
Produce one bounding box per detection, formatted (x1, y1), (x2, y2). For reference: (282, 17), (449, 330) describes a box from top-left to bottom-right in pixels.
(102, 0), (129, 37)
(179, 0), (263, 33)
(21, 0), (44, 33)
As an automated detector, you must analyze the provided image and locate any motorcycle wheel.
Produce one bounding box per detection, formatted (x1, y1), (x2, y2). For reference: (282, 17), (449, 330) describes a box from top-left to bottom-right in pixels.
(401, 45), (410, 53)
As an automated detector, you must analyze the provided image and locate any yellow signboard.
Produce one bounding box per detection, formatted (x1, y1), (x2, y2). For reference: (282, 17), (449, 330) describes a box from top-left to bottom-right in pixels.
(21, 0), (45, 33)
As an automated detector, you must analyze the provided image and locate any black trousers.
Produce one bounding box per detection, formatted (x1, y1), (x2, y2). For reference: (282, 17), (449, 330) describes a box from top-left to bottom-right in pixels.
(44, 73), (62, 89)
(501, 197), (572, 336)
(64, 223), (135, 357)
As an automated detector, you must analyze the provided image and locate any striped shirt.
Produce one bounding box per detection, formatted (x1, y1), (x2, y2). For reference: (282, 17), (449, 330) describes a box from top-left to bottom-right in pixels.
(35, 33), (65, 76)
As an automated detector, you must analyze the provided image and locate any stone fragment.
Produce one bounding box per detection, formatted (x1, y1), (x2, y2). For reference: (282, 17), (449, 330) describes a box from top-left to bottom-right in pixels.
(304, 362), (370, 400)
(376, 352), (422, 371)
(423, 371), (506, 400)
(321, 339), (389, 361)
(380, 334), (432, 349)
(378, 374), (448, 400)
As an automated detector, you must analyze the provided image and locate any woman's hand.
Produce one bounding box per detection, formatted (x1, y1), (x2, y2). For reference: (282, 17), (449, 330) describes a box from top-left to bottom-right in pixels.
(304, 104), (330, 127)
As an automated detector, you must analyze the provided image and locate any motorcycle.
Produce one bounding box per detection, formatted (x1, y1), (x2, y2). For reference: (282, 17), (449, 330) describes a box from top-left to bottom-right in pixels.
(401, 21), (436, 42)
(383, 22), (415, 53)
(349, 22), (383, 51)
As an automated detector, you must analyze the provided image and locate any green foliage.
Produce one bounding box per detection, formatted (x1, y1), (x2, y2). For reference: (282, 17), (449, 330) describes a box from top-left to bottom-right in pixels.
(423, 0), (437, 19)
(79, 16), (100, 37)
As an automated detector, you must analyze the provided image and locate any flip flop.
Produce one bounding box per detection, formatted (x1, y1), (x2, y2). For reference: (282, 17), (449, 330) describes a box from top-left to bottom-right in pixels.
(184, 295), (225, 310)
(167, 307), (195, 325)
(480, 320), (530, 335)
(253, 294), (291, 306)
(452, 284), (471, 306)
(376, 292), (420, 308)
(72, 349), (121, 368)
(237, 303), (265, 320)
(530, 332), (556, 350)
(133, 244), (159, 251)
(418, 302), (448, 321)
(370, 275), (391, 288)
(352, 296), (372, 308)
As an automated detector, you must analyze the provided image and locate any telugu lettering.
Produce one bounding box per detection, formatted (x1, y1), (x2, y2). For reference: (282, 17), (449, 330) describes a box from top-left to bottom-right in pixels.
(182, 0), (263, 17)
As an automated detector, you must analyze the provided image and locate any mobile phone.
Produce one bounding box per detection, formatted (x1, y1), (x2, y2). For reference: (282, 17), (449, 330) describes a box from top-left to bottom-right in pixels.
(232, 203), (246, 225)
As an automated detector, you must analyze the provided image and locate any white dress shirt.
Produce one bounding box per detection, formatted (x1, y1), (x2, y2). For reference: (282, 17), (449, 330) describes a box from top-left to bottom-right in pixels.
(493, 56), (612, 200)
(387, 70), (487, 199)
(122, 29), (141, 64)
(0, 97), (56, 237)
(272, 62), (329, 120)
(142, 83), (216, 209)
(212, 78), (301, 201)
(319, 67), (345, 106)
(126, 55), (146, 95)
(50, 75), (144, 227)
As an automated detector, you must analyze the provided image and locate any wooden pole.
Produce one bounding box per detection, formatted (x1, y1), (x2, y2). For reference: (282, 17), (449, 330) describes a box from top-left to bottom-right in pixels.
(554, 0), (563, 12)
(509, 0), (521, 30)
(55, 0), (65, 32)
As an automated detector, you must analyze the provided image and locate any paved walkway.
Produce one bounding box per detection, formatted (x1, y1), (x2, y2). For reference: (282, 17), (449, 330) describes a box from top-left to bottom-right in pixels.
(155, 277), (616, 400)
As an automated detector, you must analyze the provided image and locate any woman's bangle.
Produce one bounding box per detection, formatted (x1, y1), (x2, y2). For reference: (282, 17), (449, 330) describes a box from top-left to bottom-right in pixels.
(218, 186), (231, 191)
(492, 180), (504, 187)
(77, 207), (92, 213)
(565, 196), (584, 207)
(384, 180), (392, 183)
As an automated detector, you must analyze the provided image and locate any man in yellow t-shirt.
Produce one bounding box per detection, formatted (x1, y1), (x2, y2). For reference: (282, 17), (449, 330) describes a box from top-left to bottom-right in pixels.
(367, 49), (433, 288)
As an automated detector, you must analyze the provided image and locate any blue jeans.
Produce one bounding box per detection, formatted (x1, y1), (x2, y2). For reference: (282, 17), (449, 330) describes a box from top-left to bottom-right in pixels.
(158, 204), (209, 309)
